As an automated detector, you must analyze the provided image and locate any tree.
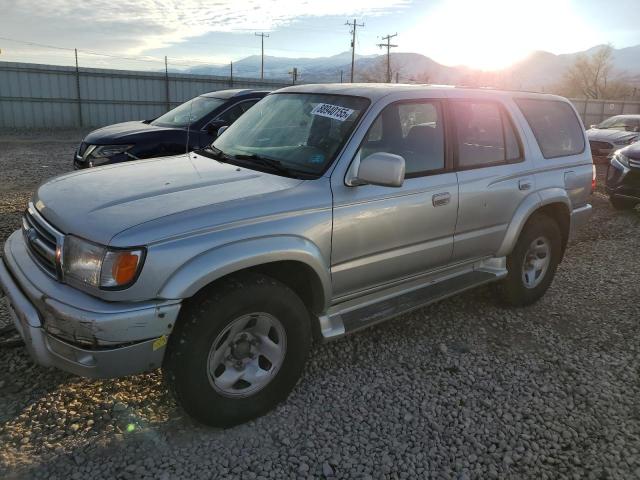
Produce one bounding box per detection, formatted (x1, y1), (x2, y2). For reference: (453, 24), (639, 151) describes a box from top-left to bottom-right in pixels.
(359, 57), (402, 83)
(558, 45), (632, 99)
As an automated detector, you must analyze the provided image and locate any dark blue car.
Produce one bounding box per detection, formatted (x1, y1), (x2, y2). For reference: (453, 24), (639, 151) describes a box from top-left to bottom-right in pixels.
(73, 89), (268, 168)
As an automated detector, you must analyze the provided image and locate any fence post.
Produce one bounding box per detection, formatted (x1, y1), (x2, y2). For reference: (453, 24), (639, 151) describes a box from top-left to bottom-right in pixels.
(74, 49), (83, 127)
(164, 56), (170, 111)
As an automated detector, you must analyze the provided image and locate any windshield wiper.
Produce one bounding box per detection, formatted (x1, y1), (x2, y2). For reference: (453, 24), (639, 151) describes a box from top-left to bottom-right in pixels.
(233, 153), (302, 178)
(197, 145), (231, 163)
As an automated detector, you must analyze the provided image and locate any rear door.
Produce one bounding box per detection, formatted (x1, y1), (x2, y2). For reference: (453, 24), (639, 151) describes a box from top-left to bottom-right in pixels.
(450, 98), (533, 261)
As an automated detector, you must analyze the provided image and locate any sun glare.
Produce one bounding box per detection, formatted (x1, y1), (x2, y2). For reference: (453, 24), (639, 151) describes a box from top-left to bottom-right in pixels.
(405, 0), (592, 70)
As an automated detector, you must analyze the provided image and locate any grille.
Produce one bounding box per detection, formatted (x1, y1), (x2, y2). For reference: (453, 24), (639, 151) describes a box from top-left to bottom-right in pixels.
(22, 208), (60, 278)
(589, 140), (613, 153)
(629, 157), (640, 170)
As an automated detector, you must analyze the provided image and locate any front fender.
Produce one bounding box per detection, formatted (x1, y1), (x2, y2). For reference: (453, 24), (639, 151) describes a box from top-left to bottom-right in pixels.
(157, 235), (332, 310)
(496, 188), (571, 257)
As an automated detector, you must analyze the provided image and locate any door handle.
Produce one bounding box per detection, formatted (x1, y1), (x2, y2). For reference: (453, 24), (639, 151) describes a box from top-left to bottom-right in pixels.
(432, 192), (451, 207)
(519, 179), (532, 191)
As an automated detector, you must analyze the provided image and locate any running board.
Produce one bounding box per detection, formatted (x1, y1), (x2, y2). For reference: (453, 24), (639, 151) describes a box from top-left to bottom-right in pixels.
(319, 265), (505, 340)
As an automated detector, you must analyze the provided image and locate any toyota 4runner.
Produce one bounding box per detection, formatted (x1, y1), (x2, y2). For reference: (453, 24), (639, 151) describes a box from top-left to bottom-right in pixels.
(0, 84), (593, 427)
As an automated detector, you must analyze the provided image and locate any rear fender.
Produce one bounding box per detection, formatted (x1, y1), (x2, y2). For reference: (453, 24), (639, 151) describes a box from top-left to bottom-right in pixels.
(496, 189), (571, 257)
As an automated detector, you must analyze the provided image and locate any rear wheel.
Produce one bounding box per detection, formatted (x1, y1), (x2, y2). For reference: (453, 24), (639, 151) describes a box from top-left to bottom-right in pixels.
(497, 214), (562, 306)
(610, 196), (637, 211)
(163, 272), (312, 427)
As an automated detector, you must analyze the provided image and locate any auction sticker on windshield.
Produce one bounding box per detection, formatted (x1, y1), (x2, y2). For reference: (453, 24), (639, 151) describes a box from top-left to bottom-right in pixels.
(311, 103), (354, 122)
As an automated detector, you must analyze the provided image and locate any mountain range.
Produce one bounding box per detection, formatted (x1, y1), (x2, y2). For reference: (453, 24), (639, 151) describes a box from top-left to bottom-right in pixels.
(183, 44), (640, 91)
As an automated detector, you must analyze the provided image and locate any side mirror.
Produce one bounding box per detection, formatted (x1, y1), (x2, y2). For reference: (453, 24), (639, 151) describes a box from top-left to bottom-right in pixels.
(352, 152), (405, 188)
(217, 125), (229, 137)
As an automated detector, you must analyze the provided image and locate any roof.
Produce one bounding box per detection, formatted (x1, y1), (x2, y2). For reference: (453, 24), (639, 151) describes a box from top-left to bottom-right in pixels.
(274, 83), (569, 103)
(200, 89), (269, 99)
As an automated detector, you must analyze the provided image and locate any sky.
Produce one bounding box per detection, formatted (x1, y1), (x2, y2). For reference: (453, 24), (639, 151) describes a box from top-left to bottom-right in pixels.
(0, 0), (638, 71)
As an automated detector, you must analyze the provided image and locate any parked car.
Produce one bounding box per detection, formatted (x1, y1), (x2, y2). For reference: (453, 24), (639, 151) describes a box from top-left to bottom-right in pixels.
(587, 114), (640, 159)
(606, 143), (640, 210)
(73, 89), (268, 169)
(1, 85), (593, 427)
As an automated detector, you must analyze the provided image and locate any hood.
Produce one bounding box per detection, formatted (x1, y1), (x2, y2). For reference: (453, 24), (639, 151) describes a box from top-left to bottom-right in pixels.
(33, 153), (304, 245)
(83, 121), (180, 144)
(620, 141), (640, 160)
(587, 128), (639, 144)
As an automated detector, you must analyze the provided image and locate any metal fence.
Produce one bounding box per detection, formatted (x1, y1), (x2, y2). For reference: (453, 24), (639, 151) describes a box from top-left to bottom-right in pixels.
(2, 60), (640, 129)
(0, 61), (291, 128)
(570, 98), (640, 128)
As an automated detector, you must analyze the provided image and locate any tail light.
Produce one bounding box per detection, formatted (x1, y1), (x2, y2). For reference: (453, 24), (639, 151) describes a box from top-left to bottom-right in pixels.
(591, 164), (596, 193)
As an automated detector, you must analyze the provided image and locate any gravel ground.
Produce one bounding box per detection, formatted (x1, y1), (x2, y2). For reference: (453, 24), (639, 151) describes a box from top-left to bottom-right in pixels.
(1, 130), (639, 479)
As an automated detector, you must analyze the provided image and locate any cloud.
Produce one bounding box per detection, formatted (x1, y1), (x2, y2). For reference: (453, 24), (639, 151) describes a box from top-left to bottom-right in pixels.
(4, 0), (409, 55)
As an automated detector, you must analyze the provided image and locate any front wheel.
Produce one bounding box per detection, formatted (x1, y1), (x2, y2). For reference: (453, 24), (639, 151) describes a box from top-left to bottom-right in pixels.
(497, 214), (562, 306)
(163, 272), (312, 427)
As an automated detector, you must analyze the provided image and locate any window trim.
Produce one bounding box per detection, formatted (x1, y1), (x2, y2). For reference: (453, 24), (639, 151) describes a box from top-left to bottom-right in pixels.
(352, 98), (453, 180)
(448, 99), (525, 172)
(514, 97), (586, 160)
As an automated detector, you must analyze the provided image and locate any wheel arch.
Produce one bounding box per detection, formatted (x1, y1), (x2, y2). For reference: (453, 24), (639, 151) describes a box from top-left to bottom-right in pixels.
(497, 189), (571, 257)
(158, 235), (331, 315)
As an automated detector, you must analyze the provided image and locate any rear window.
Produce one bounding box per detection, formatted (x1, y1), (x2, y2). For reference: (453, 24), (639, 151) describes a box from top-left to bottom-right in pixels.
(515, 99), (585, 159)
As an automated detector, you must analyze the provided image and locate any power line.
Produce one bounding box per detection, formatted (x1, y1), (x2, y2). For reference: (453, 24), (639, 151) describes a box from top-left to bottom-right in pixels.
(345, 19), (364, 83)
(377, 33), (398, 83)
(255, 32), (269, 79)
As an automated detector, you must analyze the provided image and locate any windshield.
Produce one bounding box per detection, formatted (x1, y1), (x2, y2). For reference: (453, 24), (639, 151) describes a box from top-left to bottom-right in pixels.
(152, 96), (226, 127)
(596, 116), (639, 131)
(212, 93), (370, 176)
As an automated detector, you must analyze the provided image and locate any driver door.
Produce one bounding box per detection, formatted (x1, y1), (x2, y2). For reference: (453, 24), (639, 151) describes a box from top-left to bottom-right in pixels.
(331, 99), (458, 298)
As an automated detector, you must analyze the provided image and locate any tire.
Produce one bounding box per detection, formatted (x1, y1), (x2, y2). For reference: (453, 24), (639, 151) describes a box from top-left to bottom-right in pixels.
(163, 272), (312, 427)
(610, 196), (637, 211)
(497, 214), (562, 307)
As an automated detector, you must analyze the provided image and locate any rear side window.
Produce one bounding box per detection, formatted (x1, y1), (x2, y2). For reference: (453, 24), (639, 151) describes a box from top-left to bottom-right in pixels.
(451, 101), (522, 169)
(515, 99), (585, 159)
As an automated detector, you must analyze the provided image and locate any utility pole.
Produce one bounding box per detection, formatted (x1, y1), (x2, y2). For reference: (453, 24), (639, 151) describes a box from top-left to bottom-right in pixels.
(340, 70), (344, 83)
(229, 61), (233, 88)
(377, 33), (398, 83)
(289, 67), (298, 85)
(255, 32), (269, 80)
(345, 19), (364, 83)
(164, 55), (170, 111)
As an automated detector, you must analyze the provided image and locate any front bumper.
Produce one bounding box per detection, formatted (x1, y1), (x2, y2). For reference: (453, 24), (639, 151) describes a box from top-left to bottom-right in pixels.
(0, 231), (181, 378)
(605, 163), (640, 201)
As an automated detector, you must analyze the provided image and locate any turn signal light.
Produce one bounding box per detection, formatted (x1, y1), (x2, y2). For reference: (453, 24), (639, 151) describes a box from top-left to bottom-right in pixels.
(112, 252), (141, 285)
(591, 164), (596, 193)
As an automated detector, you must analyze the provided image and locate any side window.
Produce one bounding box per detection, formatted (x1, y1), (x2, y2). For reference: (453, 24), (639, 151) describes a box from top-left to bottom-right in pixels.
(515, 99), (585, 159)
(240, 100), (259, 113)
(452, 101), (521, 169)
(216, 103), (245, 124)
(358, 101), (445, 176)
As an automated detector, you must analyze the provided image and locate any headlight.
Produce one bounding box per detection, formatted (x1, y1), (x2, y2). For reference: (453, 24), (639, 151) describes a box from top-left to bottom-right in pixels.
(87, 145), (133, 160)
(62, 235), (145, 289)
(611, 151), (630, 169)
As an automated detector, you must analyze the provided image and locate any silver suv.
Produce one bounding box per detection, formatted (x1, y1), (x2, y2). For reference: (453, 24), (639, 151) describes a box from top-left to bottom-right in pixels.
(0, 85), (593, 427)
